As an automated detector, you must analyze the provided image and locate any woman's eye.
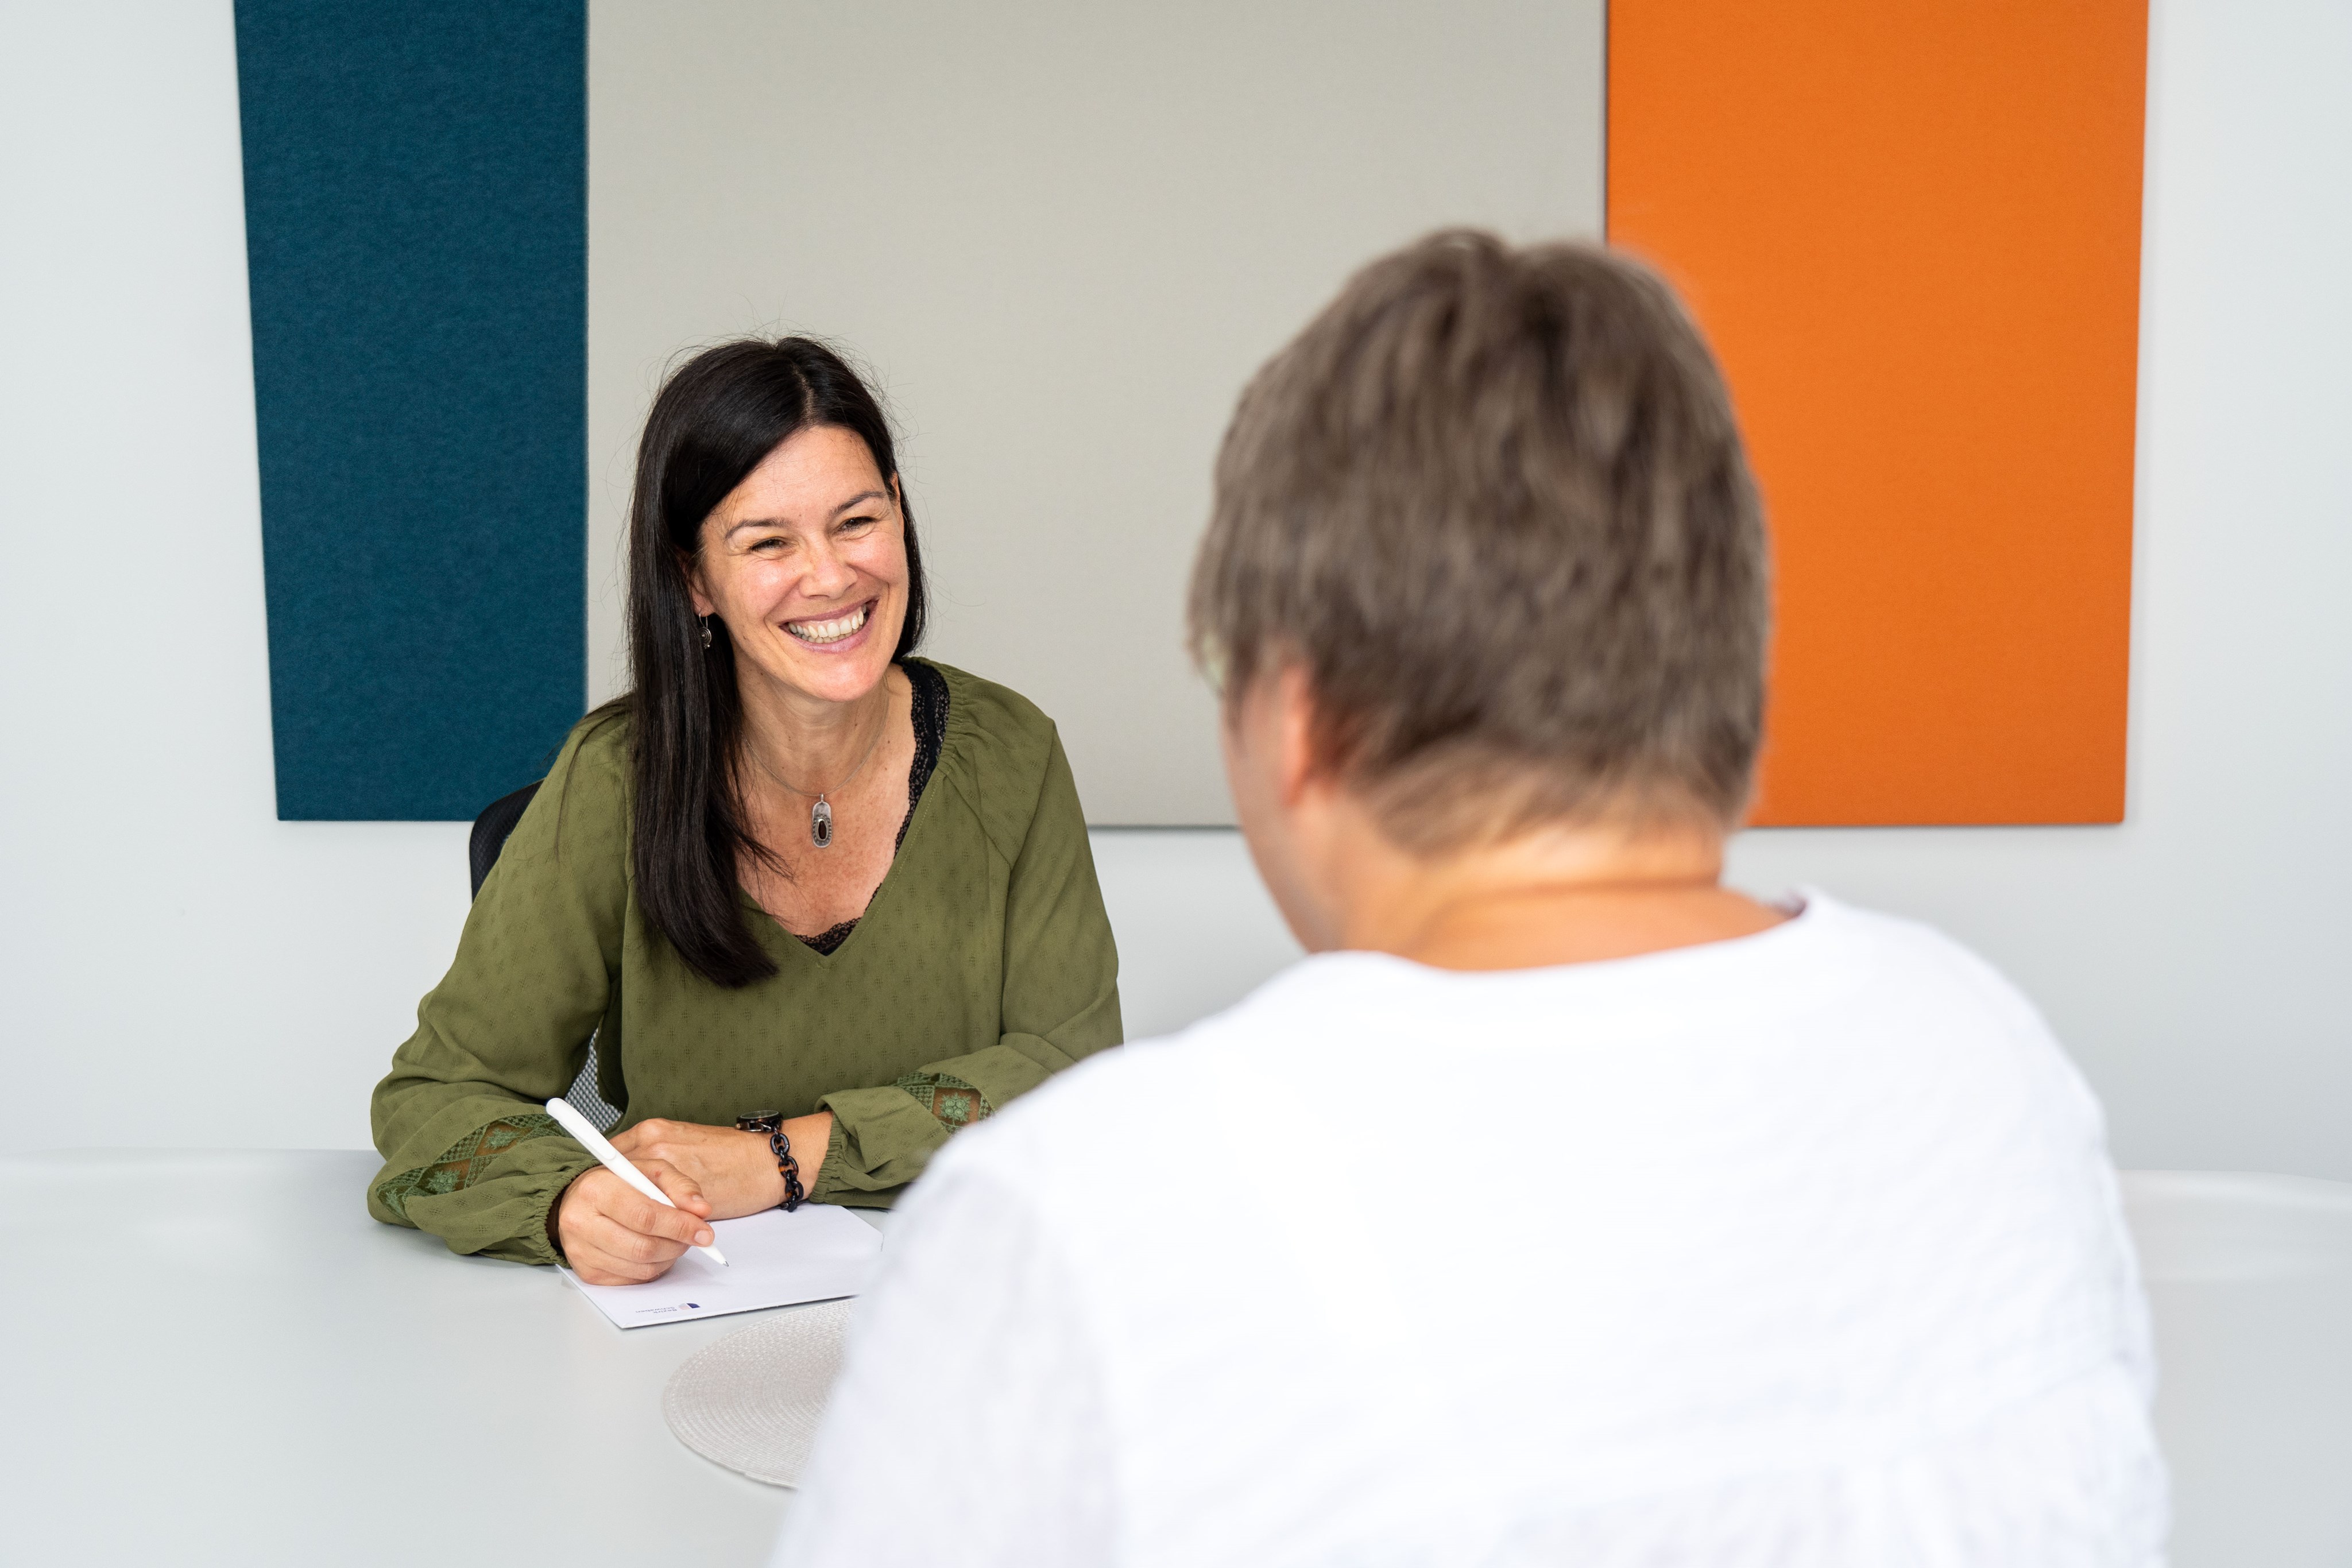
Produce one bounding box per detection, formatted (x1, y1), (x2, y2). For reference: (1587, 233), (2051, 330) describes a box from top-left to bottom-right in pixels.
(748, 536), (787, 554)
(840, 516), (877, 535)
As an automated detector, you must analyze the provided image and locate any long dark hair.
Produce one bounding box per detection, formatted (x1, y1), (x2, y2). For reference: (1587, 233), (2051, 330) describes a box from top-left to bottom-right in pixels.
(604, 337), (928, 988)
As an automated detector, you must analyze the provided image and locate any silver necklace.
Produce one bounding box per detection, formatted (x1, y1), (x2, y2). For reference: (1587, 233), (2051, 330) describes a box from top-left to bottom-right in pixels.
(749, 702), (889, 849)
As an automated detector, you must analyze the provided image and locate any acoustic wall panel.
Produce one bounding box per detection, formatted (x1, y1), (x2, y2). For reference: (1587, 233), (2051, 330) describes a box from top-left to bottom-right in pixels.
(235, 1), (586, 820)
(1609, 1), (2147, 824)
(588, 0), (1607, 824)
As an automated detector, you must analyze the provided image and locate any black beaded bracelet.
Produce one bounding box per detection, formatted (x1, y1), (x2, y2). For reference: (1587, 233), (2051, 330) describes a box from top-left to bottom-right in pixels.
(736, 1112), (807, 1212)
(768, 1128), (806, 1212)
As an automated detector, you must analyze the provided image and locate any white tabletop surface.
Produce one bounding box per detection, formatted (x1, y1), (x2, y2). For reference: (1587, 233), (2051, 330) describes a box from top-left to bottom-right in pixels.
(2121, 1171), (2352, 1568)
(5, 1154), (2349, 1566)
(0, 1149), (869, 1567)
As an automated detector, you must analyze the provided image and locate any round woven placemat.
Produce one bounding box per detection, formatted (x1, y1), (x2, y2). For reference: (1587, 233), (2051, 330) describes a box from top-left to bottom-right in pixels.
(662, 1299), (854, 1488)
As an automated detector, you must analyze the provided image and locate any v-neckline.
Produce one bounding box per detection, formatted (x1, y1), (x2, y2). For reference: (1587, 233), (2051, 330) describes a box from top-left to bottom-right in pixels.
(738, 661), (951, 966)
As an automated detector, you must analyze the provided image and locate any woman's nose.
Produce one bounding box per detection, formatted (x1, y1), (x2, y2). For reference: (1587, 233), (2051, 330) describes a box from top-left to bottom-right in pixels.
(800, 540), (858, 599)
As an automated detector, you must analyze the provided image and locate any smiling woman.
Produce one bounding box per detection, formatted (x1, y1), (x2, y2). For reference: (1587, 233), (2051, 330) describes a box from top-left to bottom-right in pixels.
(366, 338), (1122, 1284)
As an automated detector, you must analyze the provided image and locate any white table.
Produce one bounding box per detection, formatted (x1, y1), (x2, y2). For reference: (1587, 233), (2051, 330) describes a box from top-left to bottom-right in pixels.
(0, 1150), (866, 1567)
(2121, 1171), (2352, 1568)
(6, 1154), (2349, 1566)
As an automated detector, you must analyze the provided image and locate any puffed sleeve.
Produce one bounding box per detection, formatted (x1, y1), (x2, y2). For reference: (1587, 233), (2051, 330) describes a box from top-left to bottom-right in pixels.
(364, 715), (628, 1263)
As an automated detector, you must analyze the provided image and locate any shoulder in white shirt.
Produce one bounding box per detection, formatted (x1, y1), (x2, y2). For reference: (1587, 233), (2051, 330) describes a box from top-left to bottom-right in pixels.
(779, 892), (2167, 1567)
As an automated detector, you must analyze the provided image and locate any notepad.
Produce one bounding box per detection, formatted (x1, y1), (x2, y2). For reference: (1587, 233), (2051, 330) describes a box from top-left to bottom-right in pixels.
(559, 1202), (885, 1329)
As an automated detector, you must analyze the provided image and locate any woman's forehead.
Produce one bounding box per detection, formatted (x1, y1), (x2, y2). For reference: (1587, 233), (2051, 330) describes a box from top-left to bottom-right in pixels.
(711, 425), (889, 528)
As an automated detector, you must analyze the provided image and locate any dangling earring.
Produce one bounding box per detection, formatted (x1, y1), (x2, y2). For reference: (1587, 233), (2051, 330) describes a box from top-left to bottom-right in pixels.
(701, 615), (714, 650)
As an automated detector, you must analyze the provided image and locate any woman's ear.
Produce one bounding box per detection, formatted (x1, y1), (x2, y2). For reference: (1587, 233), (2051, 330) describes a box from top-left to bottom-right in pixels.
(680, 551), (715, 619)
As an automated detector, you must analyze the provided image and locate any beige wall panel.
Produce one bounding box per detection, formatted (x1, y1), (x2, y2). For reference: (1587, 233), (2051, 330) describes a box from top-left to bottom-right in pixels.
(588, 1), (1605, 822)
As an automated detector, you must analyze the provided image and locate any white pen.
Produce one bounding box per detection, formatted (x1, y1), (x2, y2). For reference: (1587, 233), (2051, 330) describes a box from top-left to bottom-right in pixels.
(544, 1097), (728, 1267)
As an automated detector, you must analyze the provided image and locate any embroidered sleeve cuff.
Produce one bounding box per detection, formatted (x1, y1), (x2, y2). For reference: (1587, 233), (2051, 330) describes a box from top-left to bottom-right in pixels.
(892, 1070), (995, 1129)
(369, 1112), (598, 1265)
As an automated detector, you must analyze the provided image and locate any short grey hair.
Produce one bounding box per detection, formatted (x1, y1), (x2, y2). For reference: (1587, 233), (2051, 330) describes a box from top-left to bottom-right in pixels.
(1187, 230), (1769, 849)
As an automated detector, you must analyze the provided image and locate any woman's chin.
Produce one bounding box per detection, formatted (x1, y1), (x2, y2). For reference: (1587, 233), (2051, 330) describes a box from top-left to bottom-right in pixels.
(757, 632), (895, 705)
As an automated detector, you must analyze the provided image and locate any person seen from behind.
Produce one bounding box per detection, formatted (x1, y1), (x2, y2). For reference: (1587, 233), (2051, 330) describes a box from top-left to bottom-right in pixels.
(774, 230), (2168, 1566)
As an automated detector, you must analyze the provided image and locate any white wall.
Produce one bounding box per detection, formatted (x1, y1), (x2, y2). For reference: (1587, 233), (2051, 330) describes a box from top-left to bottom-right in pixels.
(3, 0), (2347, 1179)
(0, 1), (475, 1153)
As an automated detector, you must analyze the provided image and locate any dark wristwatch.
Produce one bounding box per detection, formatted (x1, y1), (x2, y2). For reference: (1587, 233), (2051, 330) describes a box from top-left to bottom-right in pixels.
(736, 1112), (806, 1211)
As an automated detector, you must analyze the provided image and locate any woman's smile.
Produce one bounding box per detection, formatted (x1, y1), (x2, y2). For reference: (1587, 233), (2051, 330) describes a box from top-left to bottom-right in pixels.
(784, 598), (875, 648)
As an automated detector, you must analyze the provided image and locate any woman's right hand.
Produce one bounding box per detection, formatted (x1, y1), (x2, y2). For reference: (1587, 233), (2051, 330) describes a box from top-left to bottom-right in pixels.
(554, 1163), (716, 1284)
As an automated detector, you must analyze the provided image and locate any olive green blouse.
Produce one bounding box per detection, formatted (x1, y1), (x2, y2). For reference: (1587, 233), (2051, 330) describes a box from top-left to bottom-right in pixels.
(367, 661), (1123, 1265)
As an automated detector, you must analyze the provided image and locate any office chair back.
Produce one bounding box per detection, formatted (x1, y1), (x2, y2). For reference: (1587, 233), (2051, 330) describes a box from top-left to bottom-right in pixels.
(469, 781), (543, 899)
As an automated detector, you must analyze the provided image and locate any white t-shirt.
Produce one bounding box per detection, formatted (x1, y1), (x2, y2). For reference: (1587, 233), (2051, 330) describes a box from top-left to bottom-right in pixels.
(778, 893), (2167, 1567)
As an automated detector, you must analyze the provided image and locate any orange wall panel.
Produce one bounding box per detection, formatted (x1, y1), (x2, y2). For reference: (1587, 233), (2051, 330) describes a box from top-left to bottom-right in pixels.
(1608, 1), (2147, 824)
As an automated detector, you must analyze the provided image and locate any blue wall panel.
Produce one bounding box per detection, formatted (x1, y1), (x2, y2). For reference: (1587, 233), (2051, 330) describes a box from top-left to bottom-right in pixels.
(234, 1), (585, 820)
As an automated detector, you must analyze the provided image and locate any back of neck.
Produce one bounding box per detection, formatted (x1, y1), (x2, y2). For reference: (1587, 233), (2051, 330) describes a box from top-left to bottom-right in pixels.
(1330, 820), (1785, 971)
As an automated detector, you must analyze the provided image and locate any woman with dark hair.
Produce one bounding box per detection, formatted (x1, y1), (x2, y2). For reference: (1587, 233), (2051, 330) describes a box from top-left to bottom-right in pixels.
(367, 338), (1121, 1283)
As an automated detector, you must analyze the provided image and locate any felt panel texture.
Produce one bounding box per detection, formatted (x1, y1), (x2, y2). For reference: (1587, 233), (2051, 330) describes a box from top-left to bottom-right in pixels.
(235, 0), (585, 820)
(1610, 0), (2146, 824)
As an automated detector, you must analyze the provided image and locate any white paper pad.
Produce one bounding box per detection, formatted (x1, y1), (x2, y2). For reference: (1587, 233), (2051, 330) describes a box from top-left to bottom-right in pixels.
(559, 1203), (884, 1329)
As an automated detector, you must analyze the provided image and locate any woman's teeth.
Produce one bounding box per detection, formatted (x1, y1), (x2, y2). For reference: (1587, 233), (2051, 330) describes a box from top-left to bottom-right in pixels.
(787, 603), (869, 645)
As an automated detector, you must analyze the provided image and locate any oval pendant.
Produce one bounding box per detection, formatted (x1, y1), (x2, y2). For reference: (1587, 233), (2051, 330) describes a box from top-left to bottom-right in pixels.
(810, 796), (833, 849)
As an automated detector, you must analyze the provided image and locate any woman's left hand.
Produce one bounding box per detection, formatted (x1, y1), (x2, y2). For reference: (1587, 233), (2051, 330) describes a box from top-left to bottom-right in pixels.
(610, 1114), (832, 1219)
